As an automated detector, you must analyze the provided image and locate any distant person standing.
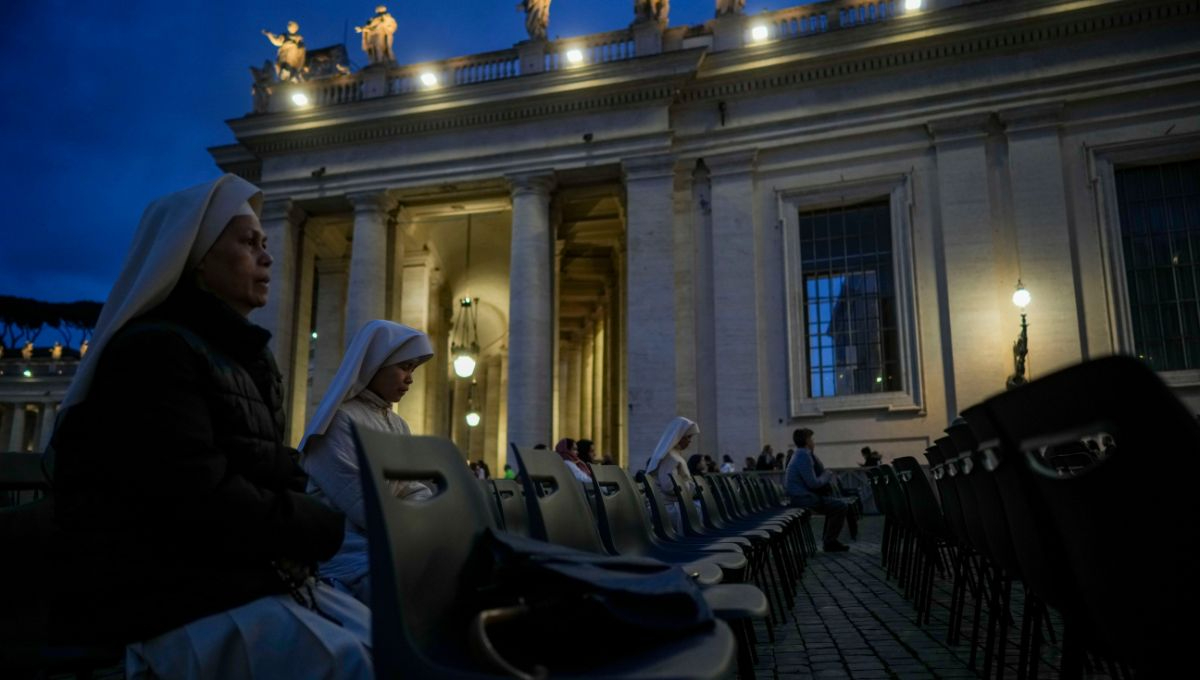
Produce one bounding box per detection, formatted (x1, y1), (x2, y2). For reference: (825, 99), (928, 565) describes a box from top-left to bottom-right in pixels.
(859, 446), (882, 467)
(720, 455), (736, 474)
(756, 445), (774, 470)
(785, 428), (850, 552)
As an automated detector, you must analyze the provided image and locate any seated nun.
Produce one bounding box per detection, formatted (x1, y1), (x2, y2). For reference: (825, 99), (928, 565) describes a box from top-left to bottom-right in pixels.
(300, 320), (434, 603)
(644, 416), (700, 535)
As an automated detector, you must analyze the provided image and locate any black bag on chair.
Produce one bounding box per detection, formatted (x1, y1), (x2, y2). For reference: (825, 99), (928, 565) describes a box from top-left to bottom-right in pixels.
(469, 528), (715, 677)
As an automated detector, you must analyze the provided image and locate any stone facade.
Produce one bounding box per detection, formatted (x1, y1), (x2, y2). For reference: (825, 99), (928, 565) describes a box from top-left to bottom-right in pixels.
(208, 0), (1200, 472)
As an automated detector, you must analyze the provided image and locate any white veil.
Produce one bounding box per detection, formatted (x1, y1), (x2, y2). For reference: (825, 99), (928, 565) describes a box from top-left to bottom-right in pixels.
(300, 320), (433, 450)
(60, 174), (262, 411)
(643, 416), (699, 473)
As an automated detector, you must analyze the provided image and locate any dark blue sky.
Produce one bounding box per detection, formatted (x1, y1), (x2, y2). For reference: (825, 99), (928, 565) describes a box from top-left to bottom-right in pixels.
(0, 1), (776, 304)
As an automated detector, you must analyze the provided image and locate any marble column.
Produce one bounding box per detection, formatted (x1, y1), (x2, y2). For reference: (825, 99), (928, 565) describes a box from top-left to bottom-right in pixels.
(37, 401), (57, 450)
(1001, 104), (1084, 374)
(581, 326), (595, 441)
(505, 172), (556, 449)
(564, 344), (582, 440)
(622, 155), (678, 473)
(592, 314), (606, 456)
(928, 114), (1009, 413)
(287, 234), (316, 446)
(309, 258), (348, 419)
(707, 149), (764, 459)
(345, 191), (393, 344)
(497, 353), (509, 469)
(397, 253), (433, 432)
(387, 207), (410, 322)
(8, 404), (27, 451)
(250, 199), (306, 406)
(483, 356), (503, 470)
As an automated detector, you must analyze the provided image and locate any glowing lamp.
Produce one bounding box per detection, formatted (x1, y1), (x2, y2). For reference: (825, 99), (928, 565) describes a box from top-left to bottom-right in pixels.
(420, 72), (439, 87)
(291, 92), (309, 106)
(566, 49), (584, 65)
(750, 25), (769, 42)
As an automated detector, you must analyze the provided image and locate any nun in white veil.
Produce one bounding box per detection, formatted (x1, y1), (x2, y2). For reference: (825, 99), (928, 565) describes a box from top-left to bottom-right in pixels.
(48, 174), (372, 679)
(643, 416), (700, 535)
(300, 319), (434, 603)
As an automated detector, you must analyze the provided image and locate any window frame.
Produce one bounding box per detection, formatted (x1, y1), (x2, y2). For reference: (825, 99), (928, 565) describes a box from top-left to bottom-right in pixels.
(1091, 134), (1200, 387)
(779, 173), (923, 418)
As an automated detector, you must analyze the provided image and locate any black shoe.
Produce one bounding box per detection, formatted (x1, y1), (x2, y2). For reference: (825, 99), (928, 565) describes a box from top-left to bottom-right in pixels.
(823, 541), (850, 553)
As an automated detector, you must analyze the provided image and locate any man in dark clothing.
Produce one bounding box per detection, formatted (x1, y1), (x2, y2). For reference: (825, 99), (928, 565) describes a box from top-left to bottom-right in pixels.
(784, 428), (850, 552)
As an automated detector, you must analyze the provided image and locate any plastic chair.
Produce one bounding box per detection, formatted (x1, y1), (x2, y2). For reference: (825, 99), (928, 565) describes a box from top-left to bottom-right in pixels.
(354, 429), (739, 679)
(489, 479), (530, 537)
(982, 356), (1200, 677)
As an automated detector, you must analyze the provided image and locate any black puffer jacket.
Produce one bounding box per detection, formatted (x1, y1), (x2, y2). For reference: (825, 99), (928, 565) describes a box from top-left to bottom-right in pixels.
(49, 282), (345, 645)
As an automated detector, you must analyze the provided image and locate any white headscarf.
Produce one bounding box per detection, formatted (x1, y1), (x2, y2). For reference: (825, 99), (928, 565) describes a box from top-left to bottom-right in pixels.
(61, 174), (263, 411)
(643, 416), (699, 473)
(300, 320), (434, 450)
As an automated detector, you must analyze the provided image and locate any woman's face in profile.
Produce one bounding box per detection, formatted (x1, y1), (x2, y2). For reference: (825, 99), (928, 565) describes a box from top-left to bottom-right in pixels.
(368, 360), (419, 403)
(197, 214), (272, 316)
(677, 434), (693, 451)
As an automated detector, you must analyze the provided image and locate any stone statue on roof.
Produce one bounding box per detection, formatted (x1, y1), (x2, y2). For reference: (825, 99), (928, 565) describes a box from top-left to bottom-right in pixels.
(356, 5), (398, 65)
(634, 0), (669, 24)
(716, 0), (746, 16)
(262, 21), (307, 82)
(22, 341), (33, 360)
(519, 0), (551, 41)
(51, 342), (63, 360)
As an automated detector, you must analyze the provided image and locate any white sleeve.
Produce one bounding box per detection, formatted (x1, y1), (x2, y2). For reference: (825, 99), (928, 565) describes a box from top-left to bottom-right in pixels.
(301, 409), (368, 530)
(564, 458), (592, 483)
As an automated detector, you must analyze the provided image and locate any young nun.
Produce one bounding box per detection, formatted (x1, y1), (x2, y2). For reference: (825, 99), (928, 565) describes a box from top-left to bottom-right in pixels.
(643, 416), (700, 535)
(300, 320), (434, 603)
(49, 174), (371, 679)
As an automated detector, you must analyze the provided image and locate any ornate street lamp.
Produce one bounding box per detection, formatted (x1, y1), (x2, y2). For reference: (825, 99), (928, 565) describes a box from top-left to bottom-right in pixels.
(1006, 280), (1031, 389)
(465, 381), (481, 428)
(451, 297), (479, 379)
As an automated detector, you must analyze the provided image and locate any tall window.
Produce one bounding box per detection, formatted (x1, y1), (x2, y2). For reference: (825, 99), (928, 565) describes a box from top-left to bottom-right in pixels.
(798, 199), (901, 397)
(1116, 159), (1200, 371)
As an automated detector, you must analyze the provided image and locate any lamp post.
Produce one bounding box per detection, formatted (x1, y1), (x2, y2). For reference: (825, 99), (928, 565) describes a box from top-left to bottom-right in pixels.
(1006, 280), (1031, 389)
(451, 297), (479, 379)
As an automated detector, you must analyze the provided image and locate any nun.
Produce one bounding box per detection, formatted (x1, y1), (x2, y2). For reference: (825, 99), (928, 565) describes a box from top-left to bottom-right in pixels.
(299, 320), (434, 603)
(49, 175), (372, 678)
(643, 416), (700, 535)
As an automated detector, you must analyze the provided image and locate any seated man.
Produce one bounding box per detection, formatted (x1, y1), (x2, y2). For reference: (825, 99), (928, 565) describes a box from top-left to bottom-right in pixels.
(785, 428), (850, 552)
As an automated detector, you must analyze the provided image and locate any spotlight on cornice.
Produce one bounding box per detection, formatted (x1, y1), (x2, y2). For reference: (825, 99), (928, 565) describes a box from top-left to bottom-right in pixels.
(420, 72), (439, 87)
(905, 0), (923, 10)
(750, 25), (769, 42)
(566, 48), (584, 65)
(291, 92), (310, 106)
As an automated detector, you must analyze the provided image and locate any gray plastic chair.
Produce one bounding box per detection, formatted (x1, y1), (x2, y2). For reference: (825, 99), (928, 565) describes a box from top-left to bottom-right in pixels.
(354, 428), (738, 679)
(489, 479), (530, 537)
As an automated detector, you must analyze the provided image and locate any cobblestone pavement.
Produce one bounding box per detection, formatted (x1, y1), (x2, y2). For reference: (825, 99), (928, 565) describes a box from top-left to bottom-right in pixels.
(749, 515), (1116, 680)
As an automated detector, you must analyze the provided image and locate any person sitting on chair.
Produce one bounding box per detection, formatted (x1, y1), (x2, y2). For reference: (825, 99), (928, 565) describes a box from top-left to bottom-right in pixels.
(49, 174), (372, 677)
(785, 428), (851, 552)
(300, 319), (434, 603)
(555, 438), (593, 483)
(644, 416), (699, 535)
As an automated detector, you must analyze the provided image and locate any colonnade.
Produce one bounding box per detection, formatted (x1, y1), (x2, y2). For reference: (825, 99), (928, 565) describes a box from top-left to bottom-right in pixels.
(0, 401), (57, 452)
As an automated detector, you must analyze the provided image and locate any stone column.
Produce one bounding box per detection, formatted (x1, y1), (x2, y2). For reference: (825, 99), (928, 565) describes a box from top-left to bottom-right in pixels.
(498, 353), (509, 469)
(38, 401), (57, 450)
(592, 314), (606, 457)
(1001, 104), (1084, 374)
(287, 234), (316, 446)
(251, 199), (305, 387)
(707, 149), (764, 459)
(8, 404), (27, 451)
(483, 356), (503, 470)
(581, 326), (595, 441)
(564, 344), (582, 440)
(505, 172), (556, 449)
(387, 207), (411, 323)
(622, 155), (678, 473)
(309, 258), (348, 419)
(397, 252), (433, 433)
(928, 114), (1009, 413)
(345, 191), (393, 344)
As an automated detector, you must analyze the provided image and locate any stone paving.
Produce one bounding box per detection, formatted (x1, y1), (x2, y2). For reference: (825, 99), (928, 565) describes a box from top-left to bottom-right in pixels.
(749, 515), (1116, 680)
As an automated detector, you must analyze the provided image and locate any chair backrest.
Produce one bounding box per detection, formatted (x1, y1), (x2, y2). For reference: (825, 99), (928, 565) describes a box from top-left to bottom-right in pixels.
(692, 475), (729, 530)
(353, 428), (496, 678)
(925, 441), (971, 550)
(0, 452), (51, 506)
(947, 424), (1023, 575)
(671, 473), (707, 537)
(982, 356), (1200, 670)
(591, 464), (660, 555)
(636, 469), (681, 541)
(489, 479), (530, 537)
(891, 457), (948, 540)
(509, 444), (608, 554)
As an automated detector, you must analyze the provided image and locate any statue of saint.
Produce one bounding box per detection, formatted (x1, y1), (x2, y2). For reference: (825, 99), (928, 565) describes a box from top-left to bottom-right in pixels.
(519, 0), (551, 41)
(262, 21), (307, 82)
(79, 339), (89, 360)
(22, 341), (34, 360)
(356, 6), (398, 65)
(715, 0), (746, 16)
(51, 342), (63, 360)
(634, 0), (669, 24)
(250, 61), (274, 114)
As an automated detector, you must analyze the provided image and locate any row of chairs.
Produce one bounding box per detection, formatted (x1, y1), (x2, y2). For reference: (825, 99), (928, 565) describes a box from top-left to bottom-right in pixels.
(868, 355), (1197, 679)
(356, 431), (824, 678)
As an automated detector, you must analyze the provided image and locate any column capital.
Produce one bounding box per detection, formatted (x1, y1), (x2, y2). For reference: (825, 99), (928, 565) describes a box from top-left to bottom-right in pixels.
(998, 103), (1064, 136)
(621, 154), (678, 183)
(260, 197), (306, 225)
(346, 189), (396, 215)
(926, 113), (994, 146)
(703, 148), (759, 179)
(507, 172), (556, 198)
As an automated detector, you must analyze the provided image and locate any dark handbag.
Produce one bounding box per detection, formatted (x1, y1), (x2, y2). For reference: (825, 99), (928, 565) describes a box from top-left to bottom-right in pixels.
(469, 529), (714, 677)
